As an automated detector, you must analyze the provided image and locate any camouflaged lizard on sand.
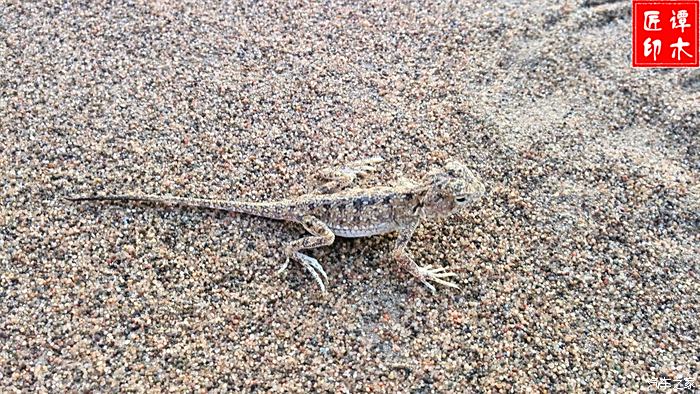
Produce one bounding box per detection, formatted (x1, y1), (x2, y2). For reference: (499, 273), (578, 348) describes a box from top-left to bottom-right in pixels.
(69, 159), (485, 293)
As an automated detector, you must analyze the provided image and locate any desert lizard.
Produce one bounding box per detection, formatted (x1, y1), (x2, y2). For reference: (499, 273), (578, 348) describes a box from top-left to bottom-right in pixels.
(68, 158), (485, 293)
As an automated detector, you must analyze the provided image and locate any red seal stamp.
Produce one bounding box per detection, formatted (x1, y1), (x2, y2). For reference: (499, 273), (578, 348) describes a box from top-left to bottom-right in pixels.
(632, 0), (699, 67)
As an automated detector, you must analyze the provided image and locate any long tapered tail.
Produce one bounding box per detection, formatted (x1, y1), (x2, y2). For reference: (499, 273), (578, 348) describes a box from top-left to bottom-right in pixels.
(66, 194), (294, 221)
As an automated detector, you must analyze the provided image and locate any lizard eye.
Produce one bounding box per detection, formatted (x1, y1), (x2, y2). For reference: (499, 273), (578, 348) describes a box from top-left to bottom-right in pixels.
(455, 196), (468, 204)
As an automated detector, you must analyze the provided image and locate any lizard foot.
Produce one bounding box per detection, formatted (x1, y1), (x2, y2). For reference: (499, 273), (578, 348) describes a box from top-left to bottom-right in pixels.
(283, 215), (335, 293)
(415, 265), (460, 293)
(341, 156), (384, 177)
(315, 156), (384, 193)
(294, 252), (328, 293)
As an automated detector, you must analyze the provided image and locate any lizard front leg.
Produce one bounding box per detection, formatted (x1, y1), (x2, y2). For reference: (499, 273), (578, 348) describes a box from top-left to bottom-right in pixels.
(314, 157), (384, 194)
(281, 215), (335, 292)
(392, 220), (460, 293)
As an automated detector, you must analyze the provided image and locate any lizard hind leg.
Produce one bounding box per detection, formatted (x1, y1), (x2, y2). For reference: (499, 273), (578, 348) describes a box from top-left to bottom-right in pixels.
(314, 156), (384, 194)
(284, 215), (336, 292)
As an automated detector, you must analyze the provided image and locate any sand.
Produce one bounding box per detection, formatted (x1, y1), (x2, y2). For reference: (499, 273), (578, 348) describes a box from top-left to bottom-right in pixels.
(1, 0), (698, 391)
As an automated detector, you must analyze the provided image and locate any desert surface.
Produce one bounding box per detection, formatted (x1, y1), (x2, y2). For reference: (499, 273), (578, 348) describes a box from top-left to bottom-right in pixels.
(1, 0), (698, 391)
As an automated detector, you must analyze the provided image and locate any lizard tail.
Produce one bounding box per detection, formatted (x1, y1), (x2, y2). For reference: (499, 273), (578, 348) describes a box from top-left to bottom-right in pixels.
(66, 194), (293, 221)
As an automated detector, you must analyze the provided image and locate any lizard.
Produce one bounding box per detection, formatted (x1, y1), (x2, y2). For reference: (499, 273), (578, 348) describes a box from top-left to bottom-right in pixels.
(68, 158), (485, 293)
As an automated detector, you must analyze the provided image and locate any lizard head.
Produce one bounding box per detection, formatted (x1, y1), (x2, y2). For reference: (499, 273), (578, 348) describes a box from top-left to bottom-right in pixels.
(418, 161), (485, 217)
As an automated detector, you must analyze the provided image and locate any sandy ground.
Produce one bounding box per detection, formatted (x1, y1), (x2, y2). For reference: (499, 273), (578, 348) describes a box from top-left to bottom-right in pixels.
(1, 0), (699, 392)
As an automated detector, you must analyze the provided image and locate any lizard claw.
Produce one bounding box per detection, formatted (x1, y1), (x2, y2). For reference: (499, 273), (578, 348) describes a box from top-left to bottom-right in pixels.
(314, 157), (384, 194)
(303, 254), (328, 282)
(343, 156), (384, 177)
(415, 265), (460, 292)
(276, 259), (289, 276)
(295, 252), (328, 293)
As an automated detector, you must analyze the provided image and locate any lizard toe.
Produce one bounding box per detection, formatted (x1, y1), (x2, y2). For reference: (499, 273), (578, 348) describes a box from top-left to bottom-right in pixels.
(295, 252), (328, 292)
(275, 258), (290, 276)
(416, 265), (460, 290)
